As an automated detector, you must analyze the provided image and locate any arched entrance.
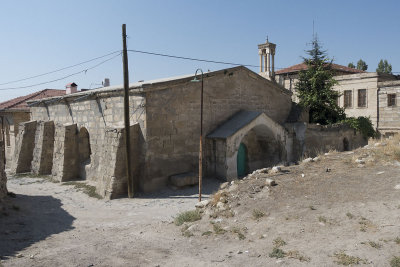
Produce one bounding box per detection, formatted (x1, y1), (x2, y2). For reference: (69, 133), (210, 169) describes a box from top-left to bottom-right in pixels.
(237, 143), (248, 177)
(343, 137), (349, 151)
(78, 127), (91, 179)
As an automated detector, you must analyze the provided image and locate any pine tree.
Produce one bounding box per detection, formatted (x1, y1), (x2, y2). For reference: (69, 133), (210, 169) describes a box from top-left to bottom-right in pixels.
(356, 59), (368, 71)
(295, 37), (345, 124)
(376, 59), (392, 74)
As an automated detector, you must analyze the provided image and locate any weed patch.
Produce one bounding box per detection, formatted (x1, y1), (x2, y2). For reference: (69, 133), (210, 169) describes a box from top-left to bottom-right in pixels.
(346, 212), (354, 219)
(252, 209), (265, 220)
(269, 247), (286, 259)
(391, 256), (400, 267)
(231, 227), (245, 240)
(62, 181), (102, 199)
(395, 237), (400, 245)
(286, 250), (311, 262)
(273, 237), (287, 247)
(213, 223), (227, 235)
(333, 251), (367, 265)
(174, 210), (201, 226)
(318, 216), (327, 223)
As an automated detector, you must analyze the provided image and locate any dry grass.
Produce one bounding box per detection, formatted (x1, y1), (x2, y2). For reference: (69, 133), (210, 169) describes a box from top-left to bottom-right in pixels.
(252, 209), (265, 220)
(210, 190), (229, 206)
(62, 181), (102, 199)
(286, 250), (311, 262)
(273, 237), (287, 247)
(333, 251), (368, 265)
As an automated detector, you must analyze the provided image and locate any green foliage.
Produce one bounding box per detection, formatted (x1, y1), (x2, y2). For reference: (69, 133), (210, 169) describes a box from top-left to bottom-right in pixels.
(269, 247), (286, 259)
(295, 37), (346, 125)
(357, 59), (368, 71)
(174, 210), (201, 226)
(342, 116), (376, 138)
(376, 59), (392, 74)
(348, 62), (355, 69)
(391, 256), (400, 267)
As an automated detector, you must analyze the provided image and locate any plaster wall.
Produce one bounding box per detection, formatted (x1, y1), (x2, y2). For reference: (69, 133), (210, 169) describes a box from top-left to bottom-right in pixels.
(0, 141), (6, 200)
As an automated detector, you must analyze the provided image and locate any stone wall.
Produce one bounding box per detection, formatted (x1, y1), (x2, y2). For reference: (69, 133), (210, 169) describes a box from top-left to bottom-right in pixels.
(31, 93), (146, 190)
(377, 81), (400, 135)
(31, 121), (55, 175)
(302, 123), (366, 157)
(0, 141), (7, 200)
(11, 121), (37, 173)
(144, 68), (292, 190)
(0, 111), (31, 168)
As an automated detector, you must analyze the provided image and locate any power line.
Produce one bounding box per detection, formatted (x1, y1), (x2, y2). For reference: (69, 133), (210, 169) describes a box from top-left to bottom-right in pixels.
(0, 50), (121, 86)
(0, 53), (122, 91)
(128, 49), (261, 68)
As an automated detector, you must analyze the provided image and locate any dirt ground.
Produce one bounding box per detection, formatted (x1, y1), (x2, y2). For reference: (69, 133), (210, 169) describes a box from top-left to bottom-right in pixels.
(1, 139), (400, 266)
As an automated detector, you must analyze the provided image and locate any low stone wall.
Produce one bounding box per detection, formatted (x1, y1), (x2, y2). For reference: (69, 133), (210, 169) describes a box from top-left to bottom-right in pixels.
(11, 121), (37, 173)
(0, 141), (7, 200)
(32, 121), (55, 175)
(303, 123), (366, 157)
(52, 124), (79, 182)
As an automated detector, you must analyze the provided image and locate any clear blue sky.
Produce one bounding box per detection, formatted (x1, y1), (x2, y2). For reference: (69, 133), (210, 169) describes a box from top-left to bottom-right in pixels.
(1, 0), (399, 101)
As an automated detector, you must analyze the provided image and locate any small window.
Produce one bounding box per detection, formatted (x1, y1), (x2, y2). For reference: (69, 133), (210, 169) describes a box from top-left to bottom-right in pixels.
(358, 89), (367, 107)
(344, 90), (352, 108)
(388, 94), (396, 107)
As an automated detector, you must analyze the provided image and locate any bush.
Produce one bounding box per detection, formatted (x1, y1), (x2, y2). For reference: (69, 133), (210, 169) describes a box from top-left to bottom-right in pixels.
(174, 210), (201, 226)
(342, 116), (376, 138)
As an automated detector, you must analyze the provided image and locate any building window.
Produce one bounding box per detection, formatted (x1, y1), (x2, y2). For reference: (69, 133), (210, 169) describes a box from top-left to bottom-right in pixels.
(388, 94), (396, 107)
(344, 90), (352, 108)
(358, 89), (367, 107)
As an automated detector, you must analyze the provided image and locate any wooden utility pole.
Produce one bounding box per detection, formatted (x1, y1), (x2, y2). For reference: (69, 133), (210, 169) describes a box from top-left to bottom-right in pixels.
(122, 24), (133, 198)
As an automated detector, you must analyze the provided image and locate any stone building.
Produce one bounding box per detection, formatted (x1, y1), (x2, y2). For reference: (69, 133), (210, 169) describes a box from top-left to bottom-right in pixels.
(11, 65), (366, 199)
(0, 89), (65, 167)
(266, 39), (400, 135)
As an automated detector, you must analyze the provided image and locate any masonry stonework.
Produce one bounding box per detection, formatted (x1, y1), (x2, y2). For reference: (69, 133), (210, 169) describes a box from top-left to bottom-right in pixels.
(11, 66), (366, 198)
(31, 121), (55, 175)
(11, 121), (37, 173)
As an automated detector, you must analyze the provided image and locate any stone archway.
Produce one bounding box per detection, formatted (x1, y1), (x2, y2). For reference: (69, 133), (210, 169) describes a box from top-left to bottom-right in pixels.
(238, 124), (286, 175)
(78, 127), (91, 179)
(207, 111), (292, 181)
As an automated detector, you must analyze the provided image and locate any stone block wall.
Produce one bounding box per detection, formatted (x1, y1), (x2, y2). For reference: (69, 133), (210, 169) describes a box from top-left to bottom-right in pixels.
(31, 121), (55, 175)
(144, 68), (292, 191)
(302, 124), (366, 157)
(97, 124), (144, 199)
(52, 123), (79, 181)
(378, 82), (400, 135)
(0, 141), (7, 200)
(11, 121), (37, 173)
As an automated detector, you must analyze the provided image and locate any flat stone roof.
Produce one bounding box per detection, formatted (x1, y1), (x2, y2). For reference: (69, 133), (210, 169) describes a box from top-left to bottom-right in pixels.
(207, 110), (262, 139)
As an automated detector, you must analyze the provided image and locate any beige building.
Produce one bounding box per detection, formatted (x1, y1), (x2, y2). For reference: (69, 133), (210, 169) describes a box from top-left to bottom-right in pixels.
(262, 40), (400, 135)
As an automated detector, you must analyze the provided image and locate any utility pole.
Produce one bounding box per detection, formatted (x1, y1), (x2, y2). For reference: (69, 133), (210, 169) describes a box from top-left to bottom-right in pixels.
(122, 24), (133, 198)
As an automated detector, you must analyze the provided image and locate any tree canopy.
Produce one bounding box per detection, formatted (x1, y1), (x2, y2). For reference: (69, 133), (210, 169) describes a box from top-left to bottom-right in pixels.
(295, 37), (345, 125)
(376, 59), (392, 74)
(356, 59), (368, 71)
(348, 62), (355, 68)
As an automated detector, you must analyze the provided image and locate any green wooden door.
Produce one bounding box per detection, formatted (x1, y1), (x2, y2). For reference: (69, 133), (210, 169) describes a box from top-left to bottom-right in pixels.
(237, 143), (247, 177)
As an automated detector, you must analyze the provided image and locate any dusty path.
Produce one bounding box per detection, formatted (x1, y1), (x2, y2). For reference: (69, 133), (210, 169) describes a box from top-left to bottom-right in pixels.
(1, 145), (400, 266)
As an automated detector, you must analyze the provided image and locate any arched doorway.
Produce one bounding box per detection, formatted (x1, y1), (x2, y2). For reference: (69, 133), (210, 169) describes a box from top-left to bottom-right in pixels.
(343, 138), (349, 151)
(237, 143), (248, 177)
(78, 127), (91, 179)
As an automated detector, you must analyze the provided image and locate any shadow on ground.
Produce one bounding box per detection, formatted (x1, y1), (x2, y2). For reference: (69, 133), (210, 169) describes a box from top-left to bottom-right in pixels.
(0, 194), (75, 259)
(135, 177), (223, 199)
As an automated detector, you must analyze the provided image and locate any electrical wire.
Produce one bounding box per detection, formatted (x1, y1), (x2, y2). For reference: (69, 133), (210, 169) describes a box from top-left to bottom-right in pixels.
(127, 49), (261, 68)
(0, 50), (121, 86)
(0, 53), (122, 91)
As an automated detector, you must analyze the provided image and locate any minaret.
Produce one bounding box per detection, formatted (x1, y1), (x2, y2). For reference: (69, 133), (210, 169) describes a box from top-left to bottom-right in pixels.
(258, 37), (276, 81)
